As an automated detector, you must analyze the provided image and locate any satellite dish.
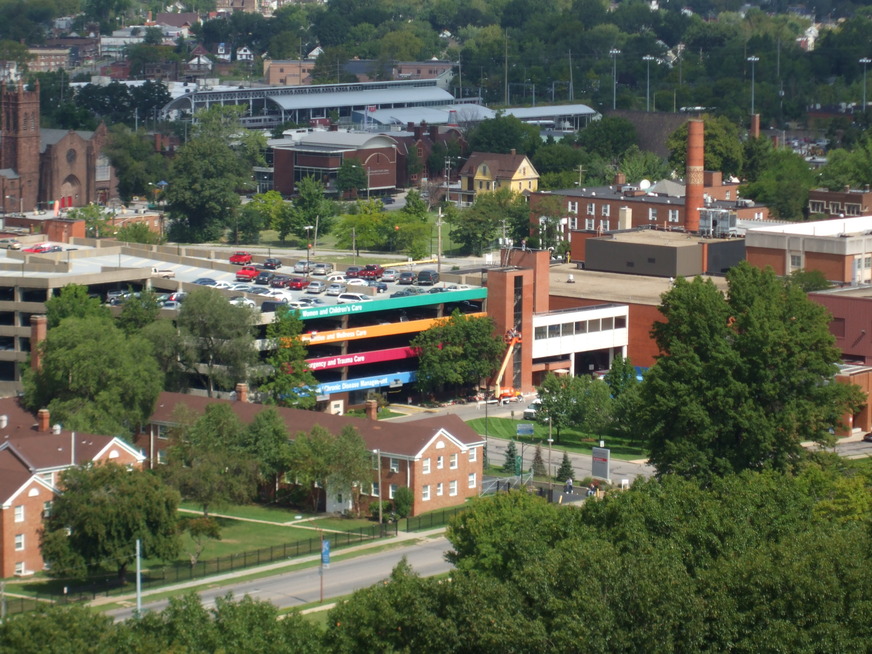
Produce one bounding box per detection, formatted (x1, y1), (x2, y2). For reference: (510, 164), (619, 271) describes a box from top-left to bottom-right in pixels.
(639, 179), (652, 191)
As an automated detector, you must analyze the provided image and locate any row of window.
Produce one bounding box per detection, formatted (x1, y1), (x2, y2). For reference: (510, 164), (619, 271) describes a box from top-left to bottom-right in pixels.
(421, 449), (476, 473)
(422, 474), (476, 501)
(13, 501), (52, 522)
(534, 315), (627, 340)
(809, 200), (862, 215)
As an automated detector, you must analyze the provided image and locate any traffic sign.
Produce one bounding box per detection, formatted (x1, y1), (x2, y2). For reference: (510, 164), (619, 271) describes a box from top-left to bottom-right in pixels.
(517, 423), (534, 436)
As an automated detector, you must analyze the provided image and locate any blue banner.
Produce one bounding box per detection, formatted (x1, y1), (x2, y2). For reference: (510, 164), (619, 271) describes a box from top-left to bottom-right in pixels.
(314, 370), (417, 395)
(321, 539), (331, 568)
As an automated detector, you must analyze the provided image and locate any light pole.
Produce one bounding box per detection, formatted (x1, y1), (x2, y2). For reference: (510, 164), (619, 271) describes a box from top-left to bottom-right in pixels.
(609, 49), (621, 110)
(304, 225), (314, 277)
(861, 58), (871, 113)
(372, 448), (382, 530)
(643, 55), (655, 112)
(547, 418), (554, 501)
(747, 55), (760, 115)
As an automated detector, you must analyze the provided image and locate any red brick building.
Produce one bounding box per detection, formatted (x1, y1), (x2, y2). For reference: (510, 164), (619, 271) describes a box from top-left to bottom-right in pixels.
(0, 401), (144, 578)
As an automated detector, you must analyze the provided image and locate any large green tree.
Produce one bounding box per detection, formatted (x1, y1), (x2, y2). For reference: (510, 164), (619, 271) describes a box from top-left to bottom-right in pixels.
(535, 373), (613, 443)
(23, 316), (162, 436)
(259, 305), (319, 409)
(666, 115), (744, 177)
(467, 113), (541, 155)
(637, 262), (864, 479)
(741, 149), (814, 220)
(45, 284), (110, 329)
(411, 311), (505, 396)
(41, 464), (180, 582)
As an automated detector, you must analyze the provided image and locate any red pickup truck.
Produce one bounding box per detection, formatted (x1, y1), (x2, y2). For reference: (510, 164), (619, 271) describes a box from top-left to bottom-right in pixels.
(357, 264), (385, 280)
(229, 251), (253, 265)
(235, 266), (260, 281)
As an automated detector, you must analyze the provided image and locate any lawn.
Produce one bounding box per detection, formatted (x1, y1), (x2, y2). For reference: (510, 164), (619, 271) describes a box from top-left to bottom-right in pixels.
(467, 416), (646, 461)
(179, 502), (311, 523)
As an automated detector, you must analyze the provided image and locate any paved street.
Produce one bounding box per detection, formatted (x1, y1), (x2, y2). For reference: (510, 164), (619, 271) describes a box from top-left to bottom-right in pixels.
(106, 535), (453, 622)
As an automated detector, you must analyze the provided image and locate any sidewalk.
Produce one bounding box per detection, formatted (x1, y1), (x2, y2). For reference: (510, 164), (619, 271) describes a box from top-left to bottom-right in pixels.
(89, 526), (446, 607)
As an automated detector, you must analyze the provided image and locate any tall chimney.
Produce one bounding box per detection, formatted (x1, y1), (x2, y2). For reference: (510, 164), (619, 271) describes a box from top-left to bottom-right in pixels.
(365, 399), (379, 421)
(30, 315), (47, 371)
(685, 120), (704, 233)
(37, 408), (50, 433)
(750, 113), (760, 139)
(235, 383), (249, 403)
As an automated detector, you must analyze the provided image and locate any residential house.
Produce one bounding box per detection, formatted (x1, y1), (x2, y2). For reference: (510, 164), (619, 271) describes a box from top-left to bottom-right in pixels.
(0, 401), (144, 578)
(137, 390), (485, 517)
(457, 150), (539, 206)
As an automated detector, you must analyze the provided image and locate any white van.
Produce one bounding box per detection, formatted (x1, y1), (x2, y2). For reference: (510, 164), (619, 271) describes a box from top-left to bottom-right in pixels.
(336, 293), (371, 304)
(523, 400), (541, 420)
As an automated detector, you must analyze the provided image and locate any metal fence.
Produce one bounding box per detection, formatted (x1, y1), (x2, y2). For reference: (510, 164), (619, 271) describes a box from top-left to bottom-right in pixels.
(480, 472), (533, 496)
(404, 505), (468, 532)
(5, 522), (396, 612)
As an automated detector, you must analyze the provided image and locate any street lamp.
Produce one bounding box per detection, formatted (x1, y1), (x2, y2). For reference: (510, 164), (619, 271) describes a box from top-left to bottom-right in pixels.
(547, 417), (554, 501)
(747, 56), (760, 115)
(861, 58), (871, 113)
(609, 49), (621, 110)
(372, 448), (382, 530)
(304, 225), (314, 277)
(643, 55), (655, 112)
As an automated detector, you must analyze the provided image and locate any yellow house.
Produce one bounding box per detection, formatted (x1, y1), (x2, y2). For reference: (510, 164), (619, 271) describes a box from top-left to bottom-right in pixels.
(457, 150), (539, 206)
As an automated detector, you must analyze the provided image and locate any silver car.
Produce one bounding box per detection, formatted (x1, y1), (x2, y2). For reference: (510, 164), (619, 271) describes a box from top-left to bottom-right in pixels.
(325, 282), (345, 296)
(306, 280), (327, 294)
(381, 268), (400, 282)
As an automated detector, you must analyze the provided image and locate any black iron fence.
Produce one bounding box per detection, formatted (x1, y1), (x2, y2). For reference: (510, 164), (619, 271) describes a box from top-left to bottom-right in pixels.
(404, 505), (468, 532)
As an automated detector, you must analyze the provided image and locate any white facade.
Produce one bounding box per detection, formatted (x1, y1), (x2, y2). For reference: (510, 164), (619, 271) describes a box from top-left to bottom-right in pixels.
(532, 304), (629, 370)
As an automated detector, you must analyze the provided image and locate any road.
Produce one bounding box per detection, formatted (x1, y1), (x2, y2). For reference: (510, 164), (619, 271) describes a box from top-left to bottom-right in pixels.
(106, 536), (453, 622)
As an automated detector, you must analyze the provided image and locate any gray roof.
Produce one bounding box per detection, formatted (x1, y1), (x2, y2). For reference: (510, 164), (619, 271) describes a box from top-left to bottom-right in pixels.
(40, 128), (94, 153)
(364, 104), (493, 125)
(502, 104), (599, 119)
(268, 85), (453, 111)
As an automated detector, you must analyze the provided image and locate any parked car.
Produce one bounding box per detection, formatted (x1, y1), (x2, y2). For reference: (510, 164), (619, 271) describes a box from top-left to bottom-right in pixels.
(358, 264), (384, 280)
(22, 243), (49, 253)
(254, 271), (276, 285)
(229, 282), (256, 292)
(416, 269), (439, 286)
(235, 266), (260, 282)
(428, 286), (449, 294)
(263, 258), (283, 270)
(397, 271), (417, 285)
(161, 300), (182, 310)
(306, 280), (327, 294)
(523, 400), (541, 420)
(381, 268), (400, 282)
(344, 265), (363, 278)
(390, 287), (427, 298)
(287, 277), (311, 290)
(312, 262), (334, 275)
(212, 280), (233, 289)
(863, 432), (872, 443)
(325, 283), (345, 296)
(366, 280), (388, 293)
(299, 296), (327, 306)
(326, 273), (346, 283)
(0, 238), (21, 250)
(167, 291), (187, 303)
(294, 260), (313, 273)
(229, 251), (252, 265)
(336, 292), (372, 304)
(345, 278), (367, 287)
(229, 296), (256, 308)
(151, 267), (175, 279)
(193, 277), (217, 286)
(383, 196), (395, 204)
(270, 275), (292, 288)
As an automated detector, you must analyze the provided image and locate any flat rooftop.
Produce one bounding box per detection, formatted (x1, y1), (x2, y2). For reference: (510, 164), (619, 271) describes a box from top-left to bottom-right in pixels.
(599, 230), (728, 248)
(810, 284), (872, 300)
(547, 263), (729, 306)
(746, 215), (872, 237)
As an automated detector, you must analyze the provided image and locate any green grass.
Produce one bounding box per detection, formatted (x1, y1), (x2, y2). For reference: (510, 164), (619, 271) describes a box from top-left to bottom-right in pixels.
(179, 502), (313, 523)
(170, 517), (323, 562)
(469, 417), (647, 461)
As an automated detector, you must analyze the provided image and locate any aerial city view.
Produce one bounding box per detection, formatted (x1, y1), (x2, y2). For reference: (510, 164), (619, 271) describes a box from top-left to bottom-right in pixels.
(1, 0), (872, 650)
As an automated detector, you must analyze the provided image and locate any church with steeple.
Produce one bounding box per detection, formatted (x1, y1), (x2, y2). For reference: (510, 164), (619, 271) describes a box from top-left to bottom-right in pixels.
(0, 81), (117, 215)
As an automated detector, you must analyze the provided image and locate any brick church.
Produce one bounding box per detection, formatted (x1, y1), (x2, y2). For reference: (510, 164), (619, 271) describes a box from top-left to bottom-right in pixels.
(0, 81), (117, 214)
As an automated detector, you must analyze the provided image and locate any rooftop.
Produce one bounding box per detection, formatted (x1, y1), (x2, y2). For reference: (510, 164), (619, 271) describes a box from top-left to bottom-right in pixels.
(599, 229), (727, 248)
(746, 215), (872, 237)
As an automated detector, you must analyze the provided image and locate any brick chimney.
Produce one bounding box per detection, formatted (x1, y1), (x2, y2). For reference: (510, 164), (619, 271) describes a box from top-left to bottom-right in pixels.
(614, 172), (626, 186)
(37, 408), (50, 433)
(429, 124), (438, 140)
(235, 383), (249, 403)
(750, 113), (761, 139)
(365, 399), (379, 421)
(30, 315), (47, 371)
(684, 119), (704, 233)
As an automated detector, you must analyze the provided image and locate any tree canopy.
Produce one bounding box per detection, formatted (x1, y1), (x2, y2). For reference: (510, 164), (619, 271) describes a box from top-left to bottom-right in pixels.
(259, 306), (319, 410)
(636, 262), (864, 479)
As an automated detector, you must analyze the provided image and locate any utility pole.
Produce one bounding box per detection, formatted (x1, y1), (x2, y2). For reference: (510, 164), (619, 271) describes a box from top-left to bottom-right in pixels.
(504, 31), (509, 105)
(568, 50), (574, 101)
(436, 207), (443, 273)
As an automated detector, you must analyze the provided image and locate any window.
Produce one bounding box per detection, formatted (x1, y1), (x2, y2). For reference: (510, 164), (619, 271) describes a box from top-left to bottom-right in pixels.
(468, 473), (477, 488)
(535, 326), (547, 340)
(14, 505), (23, 522)
(41, 472), (53, 485)
(389, 458), (399, 473)
(449, 480), (458, 496)
(437, 455), (444, 469)
(575, 320), (587, 333)
(14, 562), (24, 575)
(562, 322), (575, 337)
(790, 254), (802, 270)
(615, 316), (627, 329)
(157, 425), (169, 440)
(599, 220), (610, 232)
(829, 202), (842, 213)
(584, 218), (595, 230)
(372, 482), (380, 498)
(450, 453), (458, 469)
(648, 208), (658, 221)
(389, 484), (398, 499)
(469, 448), (477, 462)
(602, 316), (614, 330)
(847, 203), (862, 216)
(14, 534), (24, 551)
(601, 204), (610, 217)
(43, 501), (52, 518)
(422, 485), (431, 501)
(422, 458), (431, 474)
(567, 201), (578, 214)
(548, 324), (560, 339)
(810, 200), (825, 213)
(437, 482), (444, 496)
(668, 209), (680, 223)
(586, 203), (595, 215)
(725, 191), (731, 201)
(569, 216), (578, 230)
(588, 319), (601, 332)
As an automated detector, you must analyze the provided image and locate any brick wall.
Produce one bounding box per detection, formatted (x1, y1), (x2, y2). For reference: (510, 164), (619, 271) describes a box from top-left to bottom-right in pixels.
(0, 479), (54, 577)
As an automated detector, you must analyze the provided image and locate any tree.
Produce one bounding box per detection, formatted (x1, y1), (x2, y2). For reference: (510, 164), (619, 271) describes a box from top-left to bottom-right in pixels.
(22, 316), (162, 436)
(529, 193), (565, 250)
(467, 113), (541, 155)
(242, 408), (293, 498)
(411, 311), (505, 396)
(741, 149), (814, 220)
(666, 115), (744, 177)
(289, 425), (336, 511)
(289, 176), (337, 239)
(575, 116), (638, 160)
(259, 305), (319, 409)
(532, 443), (546, 477)
(638, 262), (864, 479)
(336, 159), (367, 198)
(115, 221), (164, 245)
(104, 124), (167, 203)
(66, 204), (112, 238)
(328, 426), (372, 516)
(45, 284), (110, 329)
(116, 289), (161, 334)
(179, 516), (222, 566)
(238, 190), (287, 244)
(41, 464), (180, 582)
(503, 439), (519, 473)
(392, 486), (414, 518)
(140, 319), (191, 392)
(556, 451), (575, 482)
(176, 288), (260, 396)
(0, 605), (115, 654)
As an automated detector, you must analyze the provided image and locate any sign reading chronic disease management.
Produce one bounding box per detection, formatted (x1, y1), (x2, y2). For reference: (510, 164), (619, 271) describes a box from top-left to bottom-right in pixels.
(298, 288), (487, 320)
(314, 371), (416, 395)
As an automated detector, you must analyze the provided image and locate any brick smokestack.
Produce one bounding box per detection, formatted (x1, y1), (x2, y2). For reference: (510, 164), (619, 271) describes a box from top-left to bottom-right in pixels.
(750, 113), (760, 139)
(37, 408), (50, 433)
(685, 119), (704, 233)
(30, 315), (47, 371)
(365, 399), (379, 421)
(235, 383), (249, 403)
